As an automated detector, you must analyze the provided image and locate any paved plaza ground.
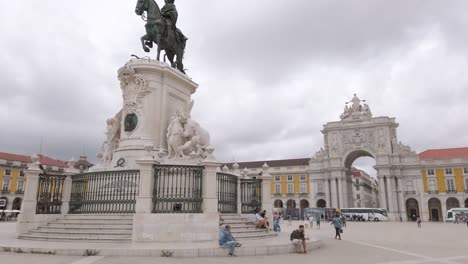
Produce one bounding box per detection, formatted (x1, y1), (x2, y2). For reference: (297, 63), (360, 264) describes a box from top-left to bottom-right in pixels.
(1, 221), (468, 264)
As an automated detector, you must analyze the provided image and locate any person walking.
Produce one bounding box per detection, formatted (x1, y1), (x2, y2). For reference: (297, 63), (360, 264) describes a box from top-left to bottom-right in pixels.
(416, 216), (422, 228)
(331, 214), (343, 240)
(316, 215), (321, 230)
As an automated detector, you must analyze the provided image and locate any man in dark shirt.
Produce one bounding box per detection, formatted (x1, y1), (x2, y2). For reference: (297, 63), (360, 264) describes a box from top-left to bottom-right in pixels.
(290, 225), (309, 253)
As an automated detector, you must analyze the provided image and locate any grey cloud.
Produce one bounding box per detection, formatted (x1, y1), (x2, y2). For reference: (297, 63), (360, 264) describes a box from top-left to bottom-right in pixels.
(0, 0), (467, 169)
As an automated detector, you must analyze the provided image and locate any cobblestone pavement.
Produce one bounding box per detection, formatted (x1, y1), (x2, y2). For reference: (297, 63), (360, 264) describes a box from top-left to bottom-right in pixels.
(1, 221), (468, 264)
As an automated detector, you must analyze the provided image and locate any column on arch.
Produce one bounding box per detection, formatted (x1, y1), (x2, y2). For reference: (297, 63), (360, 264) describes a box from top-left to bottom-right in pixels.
(337, 178), (344, 208)
(378, 176), (388, 210)
(396, 177), (405, 221)
(387, 176), (397, 219)
(330, 179), (338, 208)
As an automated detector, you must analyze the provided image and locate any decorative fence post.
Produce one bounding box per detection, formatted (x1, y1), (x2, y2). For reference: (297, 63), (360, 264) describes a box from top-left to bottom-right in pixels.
(62, 160), (80, 215)
(135, 159), (156, 214)
(17, 155), (42, 235)
(261, 163), (273, 221)
(202, 150), (221, 214)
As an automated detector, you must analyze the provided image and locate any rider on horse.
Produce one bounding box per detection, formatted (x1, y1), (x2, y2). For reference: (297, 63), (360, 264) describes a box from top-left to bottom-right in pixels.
(159, 0), (187, 51)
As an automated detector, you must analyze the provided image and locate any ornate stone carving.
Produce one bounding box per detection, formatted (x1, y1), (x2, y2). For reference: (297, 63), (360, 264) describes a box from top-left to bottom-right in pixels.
(98, 110), (122, 164)
(340, 94), (372, 120)
(166, 100), (211, 160)
(312, 147), (328, 161)
(118, 65), (151, 114)
(342, 128), (376, 153)
(395, 141), (417, 156)
(329, 132), (342, 155)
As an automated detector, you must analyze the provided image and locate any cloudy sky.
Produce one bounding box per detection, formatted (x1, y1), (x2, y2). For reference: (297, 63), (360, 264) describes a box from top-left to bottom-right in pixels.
(1, 0), (468, 173)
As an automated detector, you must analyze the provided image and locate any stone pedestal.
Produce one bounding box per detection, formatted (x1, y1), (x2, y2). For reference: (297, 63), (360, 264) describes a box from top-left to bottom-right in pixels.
(110, 59), (198, 169)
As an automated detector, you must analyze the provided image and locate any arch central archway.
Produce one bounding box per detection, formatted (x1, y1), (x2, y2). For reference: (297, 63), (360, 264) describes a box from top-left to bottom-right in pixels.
(344, 150), (375, 170)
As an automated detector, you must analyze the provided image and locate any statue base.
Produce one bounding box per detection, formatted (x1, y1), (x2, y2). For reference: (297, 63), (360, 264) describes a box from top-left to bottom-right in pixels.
(95, 59), (199, 171)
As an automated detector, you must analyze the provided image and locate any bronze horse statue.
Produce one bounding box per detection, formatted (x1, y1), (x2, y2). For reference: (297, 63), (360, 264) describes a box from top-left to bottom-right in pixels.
(135, 0), (187, 74)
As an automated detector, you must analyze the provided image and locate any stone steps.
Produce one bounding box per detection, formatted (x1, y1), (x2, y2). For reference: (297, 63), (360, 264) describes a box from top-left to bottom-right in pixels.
(219, 214), (277, 241)
(53, 219), (133, 225)
(18, 234), (131, 242)
(19, 214), (134, 242)
(62, 214), (133, 220)
(35, 228), (133, 235)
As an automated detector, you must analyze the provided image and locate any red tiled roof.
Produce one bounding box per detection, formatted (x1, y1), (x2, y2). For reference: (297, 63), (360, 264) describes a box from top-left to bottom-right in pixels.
(419, 148), (468, 160)
(0, 152), (68, 167)
(225, 158), (310, 169)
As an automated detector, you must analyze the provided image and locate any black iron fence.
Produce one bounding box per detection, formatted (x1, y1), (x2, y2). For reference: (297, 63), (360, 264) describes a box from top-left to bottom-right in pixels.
(240, 178), (262, 213)
(217, 172), (238, 214)
(152, 165), (203, 214)
(69, 170), (140, 214)
(36, 173), (66, 214)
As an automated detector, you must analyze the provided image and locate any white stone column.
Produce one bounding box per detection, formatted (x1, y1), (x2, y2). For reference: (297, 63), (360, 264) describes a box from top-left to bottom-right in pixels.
(17, 155), (42, 235)
(337, 178), (344, 208)
(387, 177), (397, 220)
(441, 198), (447, 222)
(135, 159), (156, 213)
(397, 177), (405, 221)
(378, 176), (387, 210)
(330, 179), (338, 208)
(325, 180), (331, 207)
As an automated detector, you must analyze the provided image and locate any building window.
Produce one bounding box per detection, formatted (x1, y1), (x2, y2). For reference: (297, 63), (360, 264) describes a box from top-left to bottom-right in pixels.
(17, 181), (24, 192)
(357, 194), (361, 200)
(464, 168), (468, 175)
(275, 183), (281, 194)
(300, 175), (306, 181)
(428, 179), (437, 191)
(447, 179), (455, 192)
(275, 176), (280, 182)
(406, 181), (414, 191)
(19, 171), (25, 177)
(287, 183), (293, 194)
(5, 169), (11, 176)
(427, 169), (435, 176)
(317, 182), (323, 193)
(2, 178), (10, 191)
(300, 183), (306, 194)
(287, 175), (293, 181)
(445, 168), (453, 175)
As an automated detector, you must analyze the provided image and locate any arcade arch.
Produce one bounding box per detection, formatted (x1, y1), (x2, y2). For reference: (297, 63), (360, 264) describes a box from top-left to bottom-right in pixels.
(286, 199), (296, 209)
(300, 199), (309, 209)
(406, 198), (420, 221)
(465, 198), (468, 208)
(428, 198), (442, 221)
(446, 197), (460, 210)
(273, 199), (283, 208)
(317, 199), (326, 208)
(12, 198), (22, 211)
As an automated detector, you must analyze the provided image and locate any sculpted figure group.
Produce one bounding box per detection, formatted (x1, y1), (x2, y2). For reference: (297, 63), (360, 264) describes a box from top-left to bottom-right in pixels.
(340, 94), (372, 120)
(167, 100), (211, 159)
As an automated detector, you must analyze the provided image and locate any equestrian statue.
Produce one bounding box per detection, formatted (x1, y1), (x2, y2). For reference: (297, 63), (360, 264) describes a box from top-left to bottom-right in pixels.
(135, 0), (187, 74)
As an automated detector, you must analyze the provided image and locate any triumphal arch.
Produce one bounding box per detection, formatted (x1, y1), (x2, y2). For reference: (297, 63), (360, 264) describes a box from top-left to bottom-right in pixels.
(309, 94), (420, 219)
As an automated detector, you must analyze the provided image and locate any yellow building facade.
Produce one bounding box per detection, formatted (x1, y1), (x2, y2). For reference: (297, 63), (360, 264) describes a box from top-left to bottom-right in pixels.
(416, 148), (468, 222)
